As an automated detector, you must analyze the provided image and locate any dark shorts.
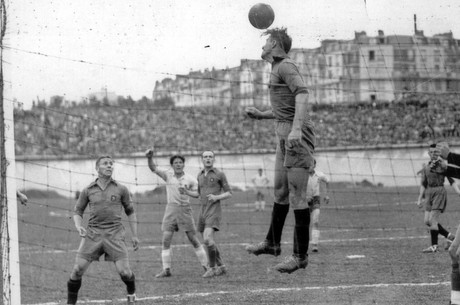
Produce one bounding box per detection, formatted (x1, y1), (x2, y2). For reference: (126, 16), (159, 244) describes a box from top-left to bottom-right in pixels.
(275, 120), (315, 169)
(308, 196), (321, 210)
(161, 203), (197, 233)
(197, 212), (221, 233)
(424, 186), (447, 212)
(76, 226), (129, 262)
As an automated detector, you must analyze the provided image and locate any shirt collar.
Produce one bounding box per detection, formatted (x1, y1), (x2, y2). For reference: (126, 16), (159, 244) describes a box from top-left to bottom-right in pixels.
(200, 167), (216, 174)
(271, 48), (289, 61)
(88, 177), (117, 188)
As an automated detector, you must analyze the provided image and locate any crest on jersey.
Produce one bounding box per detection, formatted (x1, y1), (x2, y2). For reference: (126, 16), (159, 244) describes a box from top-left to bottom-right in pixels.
(111, 195), (117, 201)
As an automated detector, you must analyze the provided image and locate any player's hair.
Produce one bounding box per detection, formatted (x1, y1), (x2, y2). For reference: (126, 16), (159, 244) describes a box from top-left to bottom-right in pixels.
(262, 27), (292, 53)
(170, 155), (185, 165)
(95, 155), (113, 168)
(202, 150), (215, 158)
(429, 143), (437, 148)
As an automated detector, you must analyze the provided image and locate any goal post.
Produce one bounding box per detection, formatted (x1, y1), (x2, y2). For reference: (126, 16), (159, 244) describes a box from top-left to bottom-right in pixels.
(0, 0), (21, 301)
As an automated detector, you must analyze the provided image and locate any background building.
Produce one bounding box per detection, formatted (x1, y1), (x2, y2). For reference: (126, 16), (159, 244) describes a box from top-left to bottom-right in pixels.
(153, 27), (460, 107)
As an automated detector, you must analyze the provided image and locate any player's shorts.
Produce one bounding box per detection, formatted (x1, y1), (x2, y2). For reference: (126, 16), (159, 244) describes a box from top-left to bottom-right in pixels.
(424, 186), (447, 212)
(308, 196), (321, 210)
(161, 203), (197, 233)
(275, 120), (315, 169)
(197, 212), (221, 233)
(76, 226), (129, 262)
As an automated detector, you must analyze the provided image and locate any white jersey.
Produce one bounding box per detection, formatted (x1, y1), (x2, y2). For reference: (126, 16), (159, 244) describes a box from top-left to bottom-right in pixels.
(164, 170), (198, 206)
(306, 170), (328, 201)
(253, 173), (269, 188)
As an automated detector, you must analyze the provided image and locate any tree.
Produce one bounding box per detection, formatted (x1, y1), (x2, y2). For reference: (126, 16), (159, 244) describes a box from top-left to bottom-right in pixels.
(153, 96), (175, 109)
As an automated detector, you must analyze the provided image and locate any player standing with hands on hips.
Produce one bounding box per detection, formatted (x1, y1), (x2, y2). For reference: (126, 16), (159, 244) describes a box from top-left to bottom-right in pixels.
(144, 146), (209, 278)
(245, 27), (316, 274)
(66, 155), (139, 305)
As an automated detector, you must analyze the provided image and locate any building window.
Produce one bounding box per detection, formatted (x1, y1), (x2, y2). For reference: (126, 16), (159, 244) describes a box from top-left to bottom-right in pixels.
(369, 50), (375, 61)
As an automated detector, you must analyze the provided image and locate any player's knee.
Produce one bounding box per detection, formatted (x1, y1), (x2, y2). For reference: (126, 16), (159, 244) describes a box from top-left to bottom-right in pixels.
(203, 238), (214, 247)
(71, 266), (85, 279)
(119, 269), (132, 280)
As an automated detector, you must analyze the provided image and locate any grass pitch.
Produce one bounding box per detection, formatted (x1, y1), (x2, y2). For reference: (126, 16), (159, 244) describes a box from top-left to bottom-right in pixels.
(16, 184), (460, 304)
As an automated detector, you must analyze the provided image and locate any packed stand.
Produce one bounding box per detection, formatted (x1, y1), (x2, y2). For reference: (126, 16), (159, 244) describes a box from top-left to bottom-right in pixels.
(14, 93), (460, 157)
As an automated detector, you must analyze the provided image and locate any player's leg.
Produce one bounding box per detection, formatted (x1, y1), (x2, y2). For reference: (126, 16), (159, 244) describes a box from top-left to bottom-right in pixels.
(450, 223), (460, 305)
(254, 190), (260, 211)
(310, 200), (321, 252)
(67, 257), (91, 305)
(246, 142), (288, 256)
(67, 234), (101, 305)
(115, 258), (136, 304)
(156, 231), (174, 277)
(259, 192), (266, 211)
(202, 227), (218, 278)
(186, 230), (208, 271)
(424, 210), (440, 253)
(274, 166), (310, 274)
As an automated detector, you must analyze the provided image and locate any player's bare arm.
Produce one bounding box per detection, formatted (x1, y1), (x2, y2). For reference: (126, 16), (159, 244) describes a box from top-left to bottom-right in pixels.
(207, 191), (232, 203)
(287, 92), (309, 147)
(145, 146), (167, 181)
(417, 185), (426, 208)
(127, 213), (139, 251)
(180, 185), (200, 198)
(245, 107), (275, 120)
(73, 214), (87, 237)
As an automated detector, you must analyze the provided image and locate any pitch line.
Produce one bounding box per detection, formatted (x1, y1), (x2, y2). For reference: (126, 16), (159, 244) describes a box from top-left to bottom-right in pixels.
(21, 235), (427, 255)
(26, 281), (450, 305)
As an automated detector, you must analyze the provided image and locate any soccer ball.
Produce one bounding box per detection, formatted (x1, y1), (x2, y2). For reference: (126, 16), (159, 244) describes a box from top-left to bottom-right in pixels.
(248, 3), (275, 30)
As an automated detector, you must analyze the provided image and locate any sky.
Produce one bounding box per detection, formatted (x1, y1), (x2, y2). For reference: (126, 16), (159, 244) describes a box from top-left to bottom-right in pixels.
(4, 0), (460, 109)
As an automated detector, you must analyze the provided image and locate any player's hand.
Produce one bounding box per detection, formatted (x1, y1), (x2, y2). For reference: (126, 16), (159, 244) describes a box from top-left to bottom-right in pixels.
(132, 237), (140, 251)
(429, 157), (448, 174)
(416, 200), (422, 209)
(287, 129), (301, 148)
(77, 226), (87, 237)
(145, 147), (154, 158)
(245, 107), (262, 120)
(207, 194), (218, 203)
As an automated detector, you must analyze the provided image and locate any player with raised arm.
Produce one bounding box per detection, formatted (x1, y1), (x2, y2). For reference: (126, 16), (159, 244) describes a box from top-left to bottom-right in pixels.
(252, 168), (270, 211)
(417, 144), (459, 253)
(244, 27), (315, 274)
(306, 160), (329, 253)
(145, 146), (208, 278)
(193, 151), (232, 278)
(66, 155), (139, 305)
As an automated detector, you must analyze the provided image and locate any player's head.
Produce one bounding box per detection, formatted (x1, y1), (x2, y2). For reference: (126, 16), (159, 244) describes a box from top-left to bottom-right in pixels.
(436, 141), (450, 159)
(428, 143), (439, 161)
(261, 27), (292, 60)
(258, 168), (263, 174)
(201, 150), (215, 168)
(170, 155), (185, 173)
(95, 155), (114, 178)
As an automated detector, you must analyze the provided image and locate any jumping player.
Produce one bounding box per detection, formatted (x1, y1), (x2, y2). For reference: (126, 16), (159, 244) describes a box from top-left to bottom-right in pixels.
(145, 147), (208, 278)
(66, 155), (139, 305)
(416, 143), (459, 253)
(245, 27), (315, 274)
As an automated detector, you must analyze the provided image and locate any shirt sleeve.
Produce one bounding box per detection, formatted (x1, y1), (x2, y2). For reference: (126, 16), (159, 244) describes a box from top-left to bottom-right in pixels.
(421, 169), (428, 188)
(74, 188), (89, 217)
(448, 152), (460, 167)
(121, 185), (135, 216)
(278, 61), (309, 96)
(446, 166), (460, 179)
(189, 175), (198, 191)
(219, 172), (232, 193)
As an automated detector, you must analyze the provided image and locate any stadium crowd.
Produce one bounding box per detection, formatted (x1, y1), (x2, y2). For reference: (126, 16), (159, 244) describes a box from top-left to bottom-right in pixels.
(14, 93), (460, 157)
